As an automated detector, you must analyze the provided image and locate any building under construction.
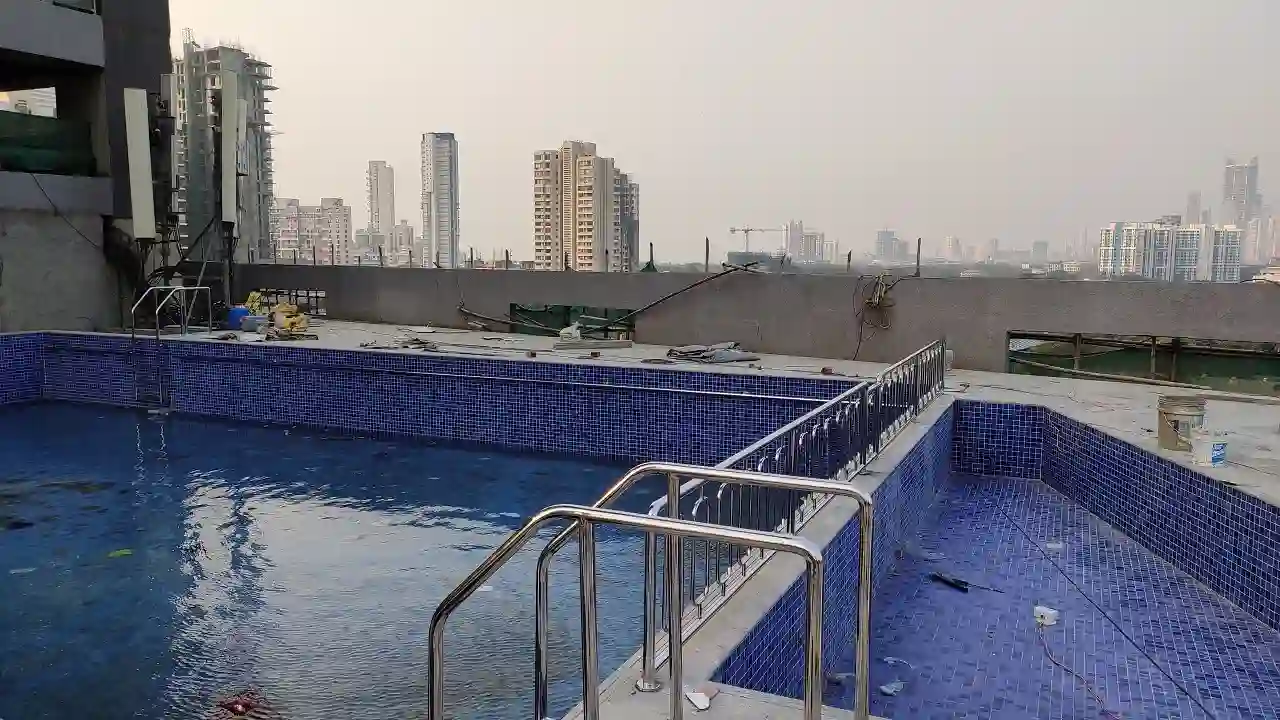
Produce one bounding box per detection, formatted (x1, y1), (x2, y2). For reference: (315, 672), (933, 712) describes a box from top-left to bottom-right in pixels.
(173, 31), (276, 264)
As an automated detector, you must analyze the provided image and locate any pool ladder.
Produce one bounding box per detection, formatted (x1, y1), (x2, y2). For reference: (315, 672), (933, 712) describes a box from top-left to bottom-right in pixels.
(429, 463), (876, 720)
(127, 285), (213, 409)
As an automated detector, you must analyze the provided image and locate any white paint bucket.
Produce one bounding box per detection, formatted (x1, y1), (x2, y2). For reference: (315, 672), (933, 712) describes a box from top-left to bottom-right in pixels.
(1157, 395), (1205, 452)
(1191, 429), (1227, 467)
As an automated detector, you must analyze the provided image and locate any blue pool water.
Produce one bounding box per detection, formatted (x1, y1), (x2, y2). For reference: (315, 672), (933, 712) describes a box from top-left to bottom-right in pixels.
(825, 474), (1280, 720)
(0, 403), (655, 720)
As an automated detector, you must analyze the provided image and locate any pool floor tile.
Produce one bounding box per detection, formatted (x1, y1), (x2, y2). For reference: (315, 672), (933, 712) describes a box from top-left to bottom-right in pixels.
(823, 475), (1280, 720)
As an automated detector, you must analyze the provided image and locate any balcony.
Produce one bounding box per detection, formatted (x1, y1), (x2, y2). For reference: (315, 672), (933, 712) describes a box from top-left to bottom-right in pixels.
(0, 0), (105, 67)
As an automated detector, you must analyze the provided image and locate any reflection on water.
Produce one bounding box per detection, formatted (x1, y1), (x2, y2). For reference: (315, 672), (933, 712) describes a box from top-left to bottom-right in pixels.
(0, 403), (657, 720)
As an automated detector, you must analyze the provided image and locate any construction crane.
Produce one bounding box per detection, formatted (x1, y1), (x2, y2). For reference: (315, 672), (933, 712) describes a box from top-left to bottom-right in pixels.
(729, 226), (787, 252)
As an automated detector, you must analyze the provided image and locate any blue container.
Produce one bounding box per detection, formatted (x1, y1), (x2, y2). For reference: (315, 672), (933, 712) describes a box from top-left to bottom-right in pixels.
(226, 305), (250, 331)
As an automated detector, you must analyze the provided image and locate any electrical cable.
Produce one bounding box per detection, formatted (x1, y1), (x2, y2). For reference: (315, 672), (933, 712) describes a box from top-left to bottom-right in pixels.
(148, 214), (219, 282)
(28, 173), (101, 250)
(995, 503), (1213, 720)
(575, 262), (759, 334)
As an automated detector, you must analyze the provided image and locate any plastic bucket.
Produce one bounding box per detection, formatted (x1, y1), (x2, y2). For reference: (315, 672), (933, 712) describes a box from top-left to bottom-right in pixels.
(1157, 395), (1206, 452)
(1191, 429), (1227, 467)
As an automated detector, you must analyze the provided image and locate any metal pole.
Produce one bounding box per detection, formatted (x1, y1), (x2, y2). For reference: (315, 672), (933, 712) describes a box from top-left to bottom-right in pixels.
(704, 236), (710, 273)
(853, 506), (873, 720)
(579, 521), (601, 720)
(637, 531), (661, 692)
(665, 485), (684, 720)
(505, 249), (511, 270)
(805, 555), (826, 720)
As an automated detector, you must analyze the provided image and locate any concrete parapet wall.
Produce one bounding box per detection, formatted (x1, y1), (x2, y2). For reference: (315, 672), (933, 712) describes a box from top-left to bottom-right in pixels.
(234, 264), (1280, 372)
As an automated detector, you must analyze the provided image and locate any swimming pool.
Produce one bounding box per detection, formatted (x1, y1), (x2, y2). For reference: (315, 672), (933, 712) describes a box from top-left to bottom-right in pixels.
(0, 403), (656, 720)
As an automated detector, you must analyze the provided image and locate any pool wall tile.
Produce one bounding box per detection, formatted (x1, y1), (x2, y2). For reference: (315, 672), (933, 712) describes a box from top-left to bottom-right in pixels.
(33, 333), (850, 465)
(0, 334), (43, 405)
(1041, 410), (1280, 631)
(713, 404), (955, 697)
(951, 400), (1044, 479)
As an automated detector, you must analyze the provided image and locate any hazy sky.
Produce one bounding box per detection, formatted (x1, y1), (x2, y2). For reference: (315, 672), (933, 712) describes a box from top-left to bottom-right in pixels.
(169, 0), (1279, 262)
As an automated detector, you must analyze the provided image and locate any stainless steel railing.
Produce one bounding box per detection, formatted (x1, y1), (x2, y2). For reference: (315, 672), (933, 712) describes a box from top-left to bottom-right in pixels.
(129, 285), (214, 340)
(428, 503), (826, 720)
(531, 465), (874, 720)
(436, 338), (947, 720)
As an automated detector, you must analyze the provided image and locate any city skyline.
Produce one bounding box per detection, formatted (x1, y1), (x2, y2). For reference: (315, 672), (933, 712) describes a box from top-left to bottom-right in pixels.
(168, 1), (1280, 263)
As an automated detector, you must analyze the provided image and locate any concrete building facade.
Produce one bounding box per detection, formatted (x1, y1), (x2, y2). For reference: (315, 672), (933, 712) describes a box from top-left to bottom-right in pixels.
(0, 0), (171, 330)
(270, 197), (352, 263)
(533, 141), (637, 271)
(420, 132), (459, 268)
(173, 35), (276, 261)
(1098, 220), (1242, 282)
(366, 160), (394, 235)
(1222, 157), (1261, 231)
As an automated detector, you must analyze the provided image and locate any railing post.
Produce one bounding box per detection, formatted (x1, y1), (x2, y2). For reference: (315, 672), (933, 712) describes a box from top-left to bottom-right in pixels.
(854, 503), (874, 720)
(665, 472), (684, 720)
(578, 520), (601, 720)
(665, 508), (684, 720)
(803, 556), (826, 720)
(636, 531), (661, 692)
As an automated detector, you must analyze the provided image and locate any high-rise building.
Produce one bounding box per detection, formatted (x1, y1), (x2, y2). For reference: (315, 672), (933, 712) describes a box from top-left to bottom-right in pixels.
(174, 35), (276, 261)
(875, 230), (898, 260)
(421, 132), (460, 268)
(1098, 219), (1241, 282)
(1186, 191), (1201, 227)
(1222, 157), (1260, 229)
(390, 220), (415, 255)
(366, 161), (395, 235)
(1031, 241), (1049, 265)
(270, 197), (353, 263)
(945, 236), (963, 261)
(613, 171), (640, 271)
(532, 141), (636, 271)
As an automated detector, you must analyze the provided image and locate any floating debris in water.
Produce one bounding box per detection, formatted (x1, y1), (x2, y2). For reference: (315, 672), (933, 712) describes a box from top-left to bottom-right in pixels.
(884, 656), (915, 669)
(8, 567), (36, 575)
(824, 671), (855, 685)
(479, 585), (494, 592)
(879, 680), (905, 696)
(1045, 541), (1065, 551)
(3, 519), (34, 531)
(107, 549), (134, 559)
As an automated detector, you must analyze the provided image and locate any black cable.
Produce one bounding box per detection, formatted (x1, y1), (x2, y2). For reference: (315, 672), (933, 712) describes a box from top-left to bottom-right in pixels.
(28, 173), (102, 250)
(147, 214), (218, 281)
(995, 503), (1213, 719)
(576, 262), (759, 334)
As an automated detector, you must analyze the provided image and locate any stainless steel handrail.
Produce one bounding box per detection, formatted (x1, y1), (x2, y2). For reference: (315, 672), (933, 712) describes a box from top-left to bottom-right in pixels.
(428, 503), (825, 720)
(129, 285), (214, 340)
(532, 464), (874, 720)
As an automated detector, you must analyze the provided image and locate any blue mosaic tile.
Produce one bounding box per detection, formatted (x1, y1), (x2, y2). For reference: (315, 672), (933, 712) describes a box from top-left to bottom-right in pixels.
(33, 333), (832, 465)
(824, 475), (1221, 720)
(0, 334), (42, 405)
(714, 404), (955, 697)
(1043, 411), (1280, 633)
(952, 401), (1045, 479)
(998, 474), (1280, 720)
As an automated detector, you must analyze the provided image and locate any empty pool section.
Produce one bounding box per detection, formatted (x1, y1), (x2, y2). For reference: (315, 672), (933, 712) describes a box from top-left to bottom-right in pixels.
(2, 328), (1278, 720)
